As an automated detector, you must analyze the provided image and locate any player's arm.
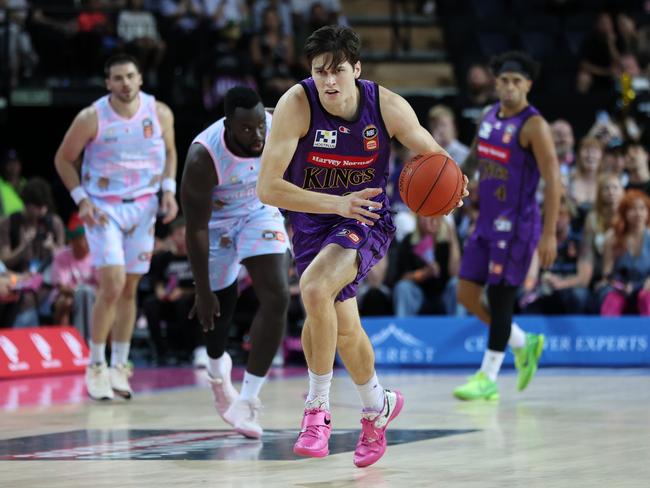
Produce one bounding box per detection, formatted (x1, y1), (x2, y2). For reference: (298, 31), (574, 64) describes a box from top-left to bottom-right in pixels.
(523, 115), (562, 269)
(54, 107), (99, 226)
(181, 143), (218, 302)
(379, 87), (448, 157)
(257, 85), (381, 225)
(54, 106), (96, 197)
(157, 101), (179, 224)
(379, 86), (468, 206)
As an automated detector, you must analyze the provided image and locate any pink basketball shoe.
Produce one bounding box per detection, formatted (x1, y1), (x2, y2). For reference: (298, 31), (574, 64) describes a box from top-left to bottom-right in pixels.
(353, 389), (404, 468)
(293, 408), (332, 458)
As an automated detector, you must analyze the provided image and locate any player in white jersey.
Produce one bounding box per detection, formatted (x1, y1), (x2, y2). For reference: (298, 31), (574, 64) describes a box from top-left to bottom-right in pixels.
(182, 87), (290, 439)
(54, 54), (179, 401)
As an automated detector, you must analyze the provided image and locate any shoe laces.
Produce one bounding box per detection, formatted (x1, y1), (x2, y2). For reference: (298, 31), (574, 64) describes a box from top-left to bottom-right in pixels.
(245, 400), (262, 422)
(359, 416), (383, 444)
(299, 408), (327, 439)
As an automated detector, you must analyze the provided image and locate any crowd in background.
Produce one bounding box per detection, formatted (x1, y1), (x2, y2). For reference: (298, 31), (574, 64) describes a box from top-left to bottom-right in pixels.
(1, 0), (649, 366)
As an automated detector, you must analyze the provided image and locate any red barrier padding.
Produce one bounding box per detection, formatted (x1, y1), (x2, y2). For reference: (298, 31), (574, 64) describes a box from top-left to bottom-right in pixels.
(0, 327), (89, 378)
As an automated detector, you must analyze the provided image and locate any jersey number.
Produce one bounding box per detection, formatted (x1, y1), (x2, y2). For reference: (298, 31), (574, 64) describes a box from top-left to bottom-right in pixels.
(494, 185), (507, 202)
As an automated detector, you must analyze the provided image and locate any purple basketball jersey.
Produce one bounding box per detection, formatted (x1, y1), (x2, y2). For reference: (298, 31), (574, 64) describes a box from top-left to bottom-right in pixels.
(460, 102), (542, 286)
(475, 102), (542, 240)
(284, 78), (392, 233)
(285, 78), (395, 301)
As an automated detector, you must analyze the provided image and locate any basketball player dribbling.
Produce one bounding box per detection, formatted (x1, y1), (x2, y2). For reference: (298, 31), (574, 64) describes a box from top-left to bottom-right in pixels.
(257, 25), (468, 467)
(455, 51), (562, 401)
(181, 87), (290, 439)
(54, 54), (179, 401)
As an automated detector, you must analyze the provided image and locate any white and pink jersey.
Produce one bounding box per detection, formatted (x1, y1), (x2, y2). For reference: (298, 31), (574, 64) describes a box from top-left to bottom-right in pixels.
(81, 91), (166, 199)
(192, 111), (274, 229)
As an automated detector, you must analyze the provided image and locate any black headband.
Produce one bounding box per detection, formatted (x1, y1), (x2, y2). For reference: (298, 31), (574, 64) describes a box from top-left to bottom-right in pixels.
(496, 60), (531, 78)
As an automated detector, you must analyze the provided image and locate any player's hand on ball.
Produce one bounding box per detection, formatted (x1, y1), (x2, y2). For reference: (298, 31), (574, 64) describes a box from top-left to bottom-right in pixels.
(338, 187), (383, 225)
(537, 232), (557, 269)
(160, 192), (179, 224)
(189, 292), (221, 332)
(459, 175), (469, 205)
(78, 199), (99, 227)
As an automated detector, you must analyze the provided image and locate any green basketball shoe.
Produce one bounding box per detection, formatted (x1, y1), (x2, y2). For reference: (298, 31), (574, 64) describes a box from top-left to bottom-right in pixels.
(453, 371), (499, 401)
(514, 333), (545, 391)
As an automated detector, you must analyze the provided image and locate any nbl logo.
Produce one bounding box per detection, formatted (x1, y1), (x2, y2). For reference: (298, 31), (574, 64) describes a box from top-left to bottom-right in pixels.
(314, 129), (337, 149)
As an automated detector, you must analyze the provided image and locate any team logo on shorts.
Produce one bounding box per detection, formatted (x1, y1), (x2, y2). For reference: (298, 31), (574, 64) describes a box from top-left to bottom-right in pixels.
(213, 199), (225, 210)
(314, 129), (337, 148)
(143, 118), (154, 138)
(261, 230), (286, 242)
(362, 125), (378, 151)
(219, 235), (233, 248)
(138, 251), (152, 262)
(489, 261), (503, 275)
(337, 228), (361, 244)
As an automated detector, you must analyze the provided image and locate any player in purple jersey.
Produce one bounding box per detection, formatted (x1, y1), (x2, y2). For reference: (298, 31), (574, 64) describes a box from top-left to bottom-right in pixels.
(257, 25), (468, 467)
(454, 52), (561, 401)
(55, 54), (178, 402)
(182, 87), (290, 439)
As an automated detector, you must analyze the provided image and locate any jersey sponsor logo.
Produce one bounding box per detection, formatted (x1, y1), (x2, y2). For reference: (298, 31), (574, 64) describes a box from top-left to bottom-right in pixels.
(219, 235), (233, 248)
(336, 229), (361, 244)
(502, 123), (517, 144)
(338, 125), (351, 134)
(314, 129), (337, 148)
(143, 118), (154, 138)
(363, 125), (378, 139)
(307, 151), (378, 169)
(363, 124), (379, 151)
(138, 251), (152, 262)
(303, 167), (376, 190)
(489, 261), (503, 276)
(261, 230), (286, 242)
(477, 142), (510, 164)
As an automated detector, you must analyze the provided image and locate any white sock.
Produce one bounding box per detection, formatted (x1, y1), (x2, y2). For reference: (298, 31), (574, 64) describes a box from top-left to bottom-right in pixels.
(110, 341), (131, 367)
(208, 352), (232, 381)
(306, 370), (332, 409)
(90, 342), (106, 365)
(508, 322), (526, 349)
(240, 371), (266, 401)
(355, 372), (385, 412)
(480, 349), (505, 382)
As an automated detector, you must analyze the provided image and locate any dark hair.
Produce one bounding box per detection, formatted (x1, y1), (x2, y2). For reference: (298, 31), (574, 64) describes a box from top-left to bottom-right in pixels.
(489, 51), (540, 80)
(224, 86), (262, 118)
(303, 25), (361, 70)
(21, 177), (54, 209)
(104, 53), (141, 78)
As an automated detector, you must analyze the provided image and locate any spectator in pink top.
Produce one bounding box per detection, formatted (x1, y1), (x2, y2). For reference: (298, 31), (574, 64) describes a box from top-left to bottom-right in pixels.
(51, 213), (96, 338)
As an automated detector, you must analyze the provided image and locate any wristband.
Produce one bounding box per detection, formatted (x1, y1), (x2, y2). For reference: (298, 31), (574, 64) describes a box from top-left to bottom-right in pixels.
(161, 178), (176, 195)
(70, 186), (89, 205)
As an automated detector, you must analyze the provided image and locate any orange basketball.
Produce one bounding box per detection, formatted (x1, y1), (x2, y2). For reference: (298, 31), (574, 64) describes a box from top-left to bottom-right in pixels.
(398, 153), (464, 216)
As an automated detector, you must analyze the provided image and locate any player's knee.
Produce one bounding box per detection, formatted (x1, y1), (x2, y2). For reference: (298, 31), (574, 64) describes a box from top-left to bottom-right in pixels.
(299, 277), (330, 311)
(259, 283), (290, 315)
(98, 280), (125, 303)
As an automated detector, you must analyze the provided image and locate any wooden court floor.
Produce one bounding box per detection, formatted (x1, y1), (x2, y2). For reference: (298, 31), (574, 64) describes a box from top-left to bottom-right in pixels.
(1, 368), (649, 487)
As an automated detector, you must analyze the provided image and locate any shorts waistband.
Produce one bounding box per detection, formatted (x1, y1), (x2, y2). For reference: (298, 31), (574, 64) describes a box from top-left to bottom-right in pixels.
(99, 194), (153, 204)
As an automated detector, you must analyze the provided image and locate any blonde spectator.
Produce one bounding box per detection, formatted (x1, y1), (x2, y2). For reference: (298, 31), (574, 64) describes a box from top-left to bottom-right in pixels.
(428, 105), (469, 165)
